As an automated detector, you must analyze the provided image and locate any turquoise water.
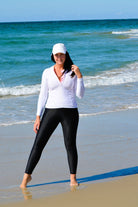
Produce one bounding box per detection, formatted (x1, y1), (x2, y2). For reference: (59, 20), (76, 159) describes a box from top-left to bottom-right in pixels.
(0, 19), (138, 125)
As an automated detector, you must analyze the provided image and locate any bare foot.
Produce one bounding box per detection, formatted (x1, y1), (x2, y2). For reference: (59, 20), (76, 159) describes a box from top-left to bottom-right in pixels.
(70, 174), (79, 186)
(20, 174), (32, 189)
(70, 180), (79, 186)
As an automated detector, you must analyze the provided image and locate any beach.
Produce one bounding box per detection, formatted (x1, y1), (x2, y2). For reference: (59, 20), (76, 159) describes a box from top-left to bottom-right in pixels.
(0, 19), (138, 206)
(0, 108), (138, 205)
(1, 174), (138, 207)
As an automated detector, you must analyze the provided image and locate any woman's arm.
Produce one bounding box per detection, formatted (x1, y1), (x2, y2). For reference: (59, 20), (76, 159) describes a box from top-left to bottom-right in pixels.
(71, 65), (85, 98)
(36, 70), (48, 116)
(34, 70), (48, 133)
(76, 78), (85, 98)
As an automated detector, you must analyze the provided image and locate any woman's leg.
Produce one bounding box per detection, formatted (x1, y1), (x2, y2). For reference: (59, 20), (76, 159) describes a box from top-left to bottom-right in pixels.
(20, 109), (60, 188)
(61, 108), (79, 186)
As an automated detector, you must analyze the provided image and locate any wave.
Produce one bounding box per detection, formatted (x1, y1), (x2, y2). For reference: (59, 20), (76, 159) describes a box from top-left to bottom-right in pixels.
(0, 120), (34, 127)
(1, 104), (138, 127)
(0, 62), (138, 98)
(84, 61), (138, 88)
(80, 104), (138, 117)
(0, 84), (40, 97)
(112, 29), (138, 38)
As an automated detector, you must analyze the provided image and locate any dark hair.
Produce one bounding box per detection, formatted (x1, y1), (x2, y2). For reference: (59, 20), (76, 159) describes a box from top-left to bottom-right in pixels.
(51, 51), (75, 77)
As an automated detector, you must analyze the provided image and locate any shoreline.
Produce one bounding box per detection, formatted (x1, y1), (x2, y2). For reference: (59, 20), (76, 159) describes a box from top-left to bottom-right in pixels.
(1, 174), (138, 207)
(0, 107), (138, 127)
(0, 108), (138, 204)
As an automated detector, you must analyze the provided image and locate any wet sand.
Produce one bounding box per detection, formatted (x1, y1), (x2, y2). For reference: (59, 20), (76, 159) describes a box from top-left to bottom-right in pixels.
(0, 109), (138, 204)
(1, 174), (138, 207)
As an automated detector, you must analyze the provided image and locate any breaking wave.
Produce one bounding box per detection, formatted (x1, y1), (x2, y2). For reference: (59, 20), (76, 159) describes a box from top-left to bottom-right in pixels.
(0, 84), (40, 98)
(112, 29), (138, 38)
(0, 62), (138, 98)
(84, 62), (138, 88)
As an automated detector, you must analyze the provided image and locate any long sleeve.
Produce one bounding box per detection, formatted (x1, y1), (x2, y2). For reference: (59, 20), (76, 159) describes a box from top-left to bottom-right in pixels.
(76, 77), (85, 99)
(36, 70), (48, 117)
(36, 66), (85, 112)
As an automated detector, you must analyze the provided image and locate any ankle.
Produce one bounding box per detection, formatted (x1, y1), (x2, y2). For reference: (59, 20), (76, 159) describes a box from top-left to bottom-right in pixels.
(70, 174), (77, 181)
(20, 174), (32, 188)
(24, 173), (31, 178)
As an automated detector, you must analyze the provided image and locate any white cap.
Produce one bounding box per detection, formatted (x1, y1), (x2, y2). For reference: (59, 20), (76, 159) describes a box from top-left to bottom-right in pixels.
(52, 43), (66, 55)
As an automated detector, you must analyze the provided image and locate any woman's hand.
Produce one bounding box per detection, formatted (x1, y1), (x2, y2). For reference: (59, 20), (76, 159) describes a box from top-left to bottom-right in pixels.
(71, 65), (82, 79)
(33, 116), (40, 133)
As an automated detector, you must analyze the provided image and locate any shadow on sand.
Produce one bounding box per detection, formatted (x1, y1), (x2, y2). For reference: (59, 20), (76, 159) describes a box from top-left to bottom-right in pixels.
(27, 166), (138, 188)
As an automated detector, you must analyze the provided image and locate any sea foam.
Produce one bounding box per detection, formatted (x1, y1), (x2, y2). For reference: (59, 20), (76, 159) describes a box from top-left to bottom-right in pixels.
(0, 84), (40, 97)
(112, 29), (138, 38)
(0, 62), (138, 98)
(84, 62), (138, 88)
(1, 103), (138, 127)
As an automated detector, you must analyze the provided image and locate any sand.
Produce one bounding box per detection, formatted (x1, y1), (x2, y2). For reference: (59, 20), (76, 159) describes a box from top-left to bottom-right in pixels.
(1, 174), (138, 207)
(0, 109), (138, 205)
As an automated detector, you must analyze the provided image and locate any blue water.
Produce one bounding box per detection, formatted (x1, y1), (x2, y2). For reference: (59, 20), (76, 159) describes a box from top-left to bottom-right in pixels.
(0, 19), (138, 125)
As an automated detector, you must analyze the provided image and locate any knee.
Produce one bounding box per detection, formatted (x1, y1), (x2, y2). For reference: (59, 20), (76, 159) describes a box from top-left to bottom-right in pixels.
(33, 140), (44, 152)
(65, 141), (76, 152)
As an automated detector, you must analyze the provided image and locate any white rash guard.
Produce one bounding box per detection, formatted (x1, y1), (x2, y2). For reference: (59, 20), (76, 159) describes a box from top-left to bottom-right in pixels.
(36, 66), (85, 117)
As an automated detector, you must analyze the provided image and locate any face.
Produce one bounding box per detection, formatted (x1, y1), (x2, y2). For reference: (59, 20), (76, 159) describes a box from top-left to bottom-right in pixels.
(53, 53), (66, 65)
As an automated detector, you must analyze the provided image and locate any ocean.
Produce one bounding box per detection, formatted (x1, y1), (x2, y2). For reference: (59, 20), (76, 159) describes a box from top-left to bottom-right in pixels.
(0, 19), (138, 126)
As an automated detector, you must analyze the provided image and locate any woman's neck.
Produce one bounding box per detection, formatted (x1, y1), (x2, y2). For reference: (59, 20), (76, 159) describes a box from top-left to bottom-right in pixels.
(54, 64), (64, 71)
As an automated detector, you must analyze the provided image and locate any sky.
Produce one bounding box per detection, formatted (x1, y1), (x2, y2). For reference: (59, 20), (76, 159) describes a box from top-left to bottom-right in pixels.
(0, 0), (138, 22)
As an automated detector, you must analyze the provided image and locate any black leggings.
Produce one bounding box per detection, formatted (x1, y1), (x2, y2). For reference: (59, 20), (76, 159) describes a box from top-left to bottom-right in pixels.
(25, 108), (79, 175)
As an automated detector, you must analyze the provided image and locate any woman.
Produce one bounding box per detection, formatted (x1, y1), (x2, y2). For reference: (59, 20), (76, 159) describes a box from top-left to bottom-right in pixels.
(20, 43), (85, 188)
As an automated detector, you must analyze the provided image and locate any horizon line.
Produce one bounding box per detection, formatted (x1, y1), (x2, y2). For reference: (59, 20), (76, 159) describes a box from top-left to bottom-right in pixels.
(0, 17), (138, 24)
